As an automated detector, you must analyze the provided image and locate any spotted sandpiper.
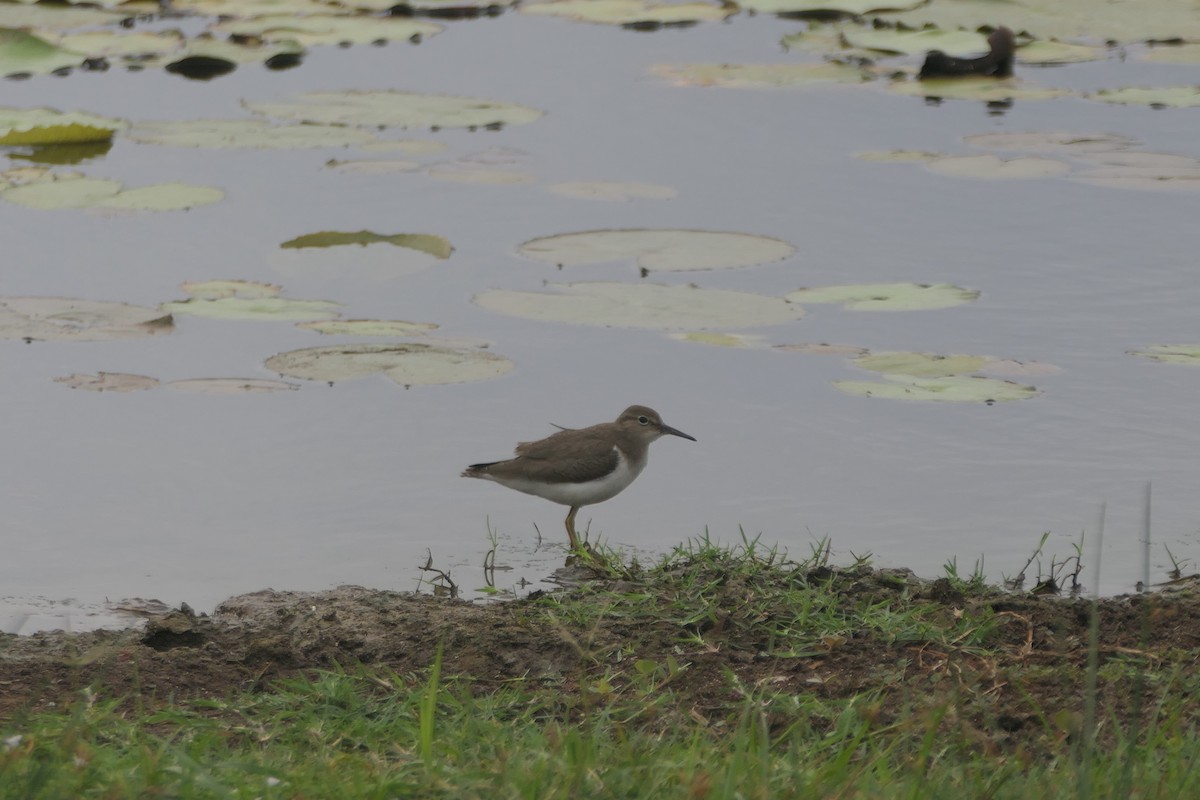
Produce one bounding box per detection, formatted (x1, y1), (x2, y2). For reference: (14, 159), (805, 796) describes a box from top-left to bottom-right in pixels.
(462, 405), (696, 549)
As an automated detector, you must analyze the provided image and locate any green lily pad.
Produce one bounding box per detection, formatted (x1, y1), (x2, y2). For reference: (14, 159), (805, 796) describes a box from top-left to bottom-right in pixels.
(425, 164), (537, 185)
(841, 27), (988, 57)
(211, 15), (441, 47)
(963, 131), (1135, 154)
(245, 90), (544, 130)
(162, 296), (342, 321)
(297, 319), (440, 336)
(166, 378), (300, 394)
(518, 229), (795, 272)
(127, 119), (377, 149)
(181, 280), (282, 300)
(280, 231), (452, 259)
(1089, 86), (1200, 108)
(1129, 345), (1200, 364)
(650, 62), (868, 88)
(854, 150), (939, 162)
(0, 107), (127, 147)
(473, 282), (804, 329)
(2, 177), (224, 211)
(519, 0), (732, 26)
(739, 0), (925, 14)
(774, 342), (868, 356)
(786, 282), (979, 311)
(835, 374), (1037, 403)
(0, 297), (173, 342)
(547, 181), (678, 201)
(0, 28), (83, 78)
(53, 372), (160, 392)
(265, 343), (515, 386)
(53, 30), (186, 61)
(668, 332), (769, 348)
(853, 351), (987, 377)
(924, 155), (1070, 180)
(889, 77), (1072, 103)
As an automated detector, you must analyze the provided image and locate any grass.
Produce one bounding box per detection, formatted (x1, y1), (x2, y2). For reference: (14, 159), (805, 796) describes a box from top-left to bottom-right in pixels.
(2, 535), (1199, 798)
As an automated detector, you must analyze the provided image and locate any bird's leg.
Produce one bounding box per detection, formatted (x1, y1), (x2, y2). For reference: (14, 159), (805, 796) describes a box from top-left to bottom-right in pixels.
(564, 506), (580, 550)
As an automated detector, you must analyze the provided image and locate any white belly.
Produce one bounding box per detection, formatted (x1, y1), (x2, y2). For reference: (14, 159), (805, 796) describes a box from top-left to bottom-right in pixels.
(499, 447), (643, 507)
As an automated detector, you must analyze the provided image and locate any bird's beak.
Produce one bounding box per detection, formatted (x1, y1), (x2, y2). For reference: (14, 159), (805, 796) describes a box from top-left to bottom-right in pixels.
(659, 423), (696, 442)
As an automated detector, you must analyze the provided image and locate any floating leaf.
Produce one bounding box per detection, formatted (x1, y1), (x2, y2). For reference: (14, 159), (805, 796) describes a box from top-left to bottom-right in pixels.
(853, 352), (987, 377)
(520, 0), (732, 26)
(785, 283), (979, 311)
(212, 14), (442, 46)
(0, 106), (127, 147)
(54, 372), (160, 392)
(841, 27), (987, 57)
(52, 30), (186, 61)
(0, 28), (83, 78)
(1141, 44), (1200, 64)
(326, 158), (422, 174)
(650, 62), (867, 88)
(126, 119), (377, 149)
(280, 231), (452, 258)
(547, 181), (678, 201)
(162, 297), (341, 321)
(297, 319), (440, 336)
(94, 182), (225, 211)
(265, 343), (514, 386)
(739, 0), (925, 14)
(834, 374), (1036, 403)
(181, 280), (283, 300)
(978, 359), (1061, 377)
(474, 282), (804, 329)
(963, 131), (1135, 154)
(1017, 40), (1106, 65)
(2, 176), (223, 211)
(774, 342), (868, 356)
(1071, 166), (1200, 193)
(924, 155), (1070, 180)
(245, 90), (544, 130)
(425, 164), (536, 185)
(519, 229), (795, 272)
(668, 332), (768, 348)
(0, 297), (172, 342)
(854, 150), (939, 162)
(167, 378), (300, 394)
(889, 77), (1071, 103)
(1089, 86), (1200, 108)
(1129, 345), (1200, 364)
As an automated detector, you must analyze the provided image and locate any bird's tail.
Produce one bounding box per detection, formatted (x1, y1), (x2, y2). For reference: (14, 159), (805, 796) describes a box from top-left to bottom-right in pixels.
(461, 462), (499, 478)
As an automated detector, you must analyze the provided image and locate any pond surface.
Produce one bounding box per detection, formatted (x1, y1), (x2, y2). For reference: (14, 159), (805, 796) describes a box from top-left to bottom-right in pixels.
(2, 9), (1199, 633)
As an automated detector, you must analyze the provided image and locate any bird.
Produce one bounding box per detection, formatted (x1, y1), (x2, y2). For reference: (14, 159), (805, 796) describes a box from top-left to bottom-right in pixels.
(919, 26), (1015, 79)
(461, 405), (696, 550)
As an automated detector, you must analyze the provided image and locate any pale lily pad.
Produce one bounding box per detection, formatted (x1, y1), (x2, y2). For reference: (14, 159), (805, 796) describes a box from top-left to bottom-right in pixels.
(1141, 44), (1200, 64)
(0, 28), (83, 78)
(853, 351), (987, 377)
(297, 319), (440, 336)
(835, 374), (1036, 403)
(162, 296), (342, 321)
(0, 107), (127, 146)
(126, 120), (377, 149)
(854, 150), (939, 162)
(271, 242), (446, 281)
(280, 231), (452, 259)
(519, 0), (732, 26)
(1129, 345), (1200, 364)
(739, 0), (925, 14)
(265, 343), (515, 386)
(212, 14), (442, 46)
(668, 332), (768, 348)
(774, 342), (868, 356)
(245, 90), (544, 130)
(425, 164), (537, 185)
(54, 372), (160, 392)
(978, 359), (1062, 377)
(963, 131), (1136, 154)
(925, 155), (1070, 180)
(52, 30), (186, 60)
(841, 27), (988, 57)
(1071, 166), (1200, 193)
(785, 283), (979, 311)
(181, 280), (282, 300)
(548, 181), (678, 201)
(473, 282), (804, 329)
(2, 178), (223, 211)
(518, 229), (795, 272)
(889, 77), (1071, 103)
(650, 62), (868, 88)
(1089, 87), (1200, 108)
(167, 378), (300, 394)
(1017, 40), (1106, 65)
(0, 297), (173, 342)
(326, 159), (421, 174)
(359, 139), (446, 155)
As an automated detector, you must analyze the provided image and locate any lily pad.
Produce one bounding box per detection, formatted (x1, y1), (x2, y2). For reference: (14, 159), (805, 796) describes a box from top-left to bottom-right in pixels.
(1129, 345), (1200, 364)
(889, 77), (1071, 103)
(518, 229), (795, 272)
(963, 131), (1135, 154)
(650, 62), (868, 88)
(167, 378), (300, 394)
(473, 282), (804, 329)
(834, 374), (1037, 403)
(668, 332), (769, 348)
(853, 351), (987, 377)
(0, 28), (83, 78)
(1017, 40), (1106, 65)
(0, 107), (127, 147)
(785, 282), (979, 311)
(547, 181), (678, 201)
(841, 27), (988, 57)
(162, 296), (342, 321)
(425, 164), (537, 185)
(519, 0), (732, 26)
(297, 319), (440, 336)
(126, 120), (377, 149)
(326, 159), (421, 174)
(854, 150), (939, 162)
(1141, 44), (1200, 64)
(0, 297), (173, 342)
(738, 0), (925, 14)
(265, 343), (515, 386)
(1089, 87), (1200, 108)
(2, 177), (224, 211)
(53, 372), (160, 392)
(212, 14), (442, 46)
(774, 342), (868, 356)
(280, 231), (452, 259)
(924, 155), (1070, 180)
(1071, 166), (1200, 193)
(245, 90), (544, 130)
(181, 280), (282, 300)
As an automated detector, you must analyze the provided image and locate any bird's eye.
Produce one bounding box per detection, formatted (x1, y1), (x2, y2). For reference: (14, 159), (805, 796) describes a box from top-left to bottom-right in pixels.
(638, 416), (649, 425)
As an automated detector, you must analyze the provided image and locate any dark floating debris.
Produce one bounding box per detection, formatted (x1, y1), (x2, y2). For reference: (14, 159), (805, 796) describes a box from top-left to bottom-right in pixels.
(919, 26), (1014, 79)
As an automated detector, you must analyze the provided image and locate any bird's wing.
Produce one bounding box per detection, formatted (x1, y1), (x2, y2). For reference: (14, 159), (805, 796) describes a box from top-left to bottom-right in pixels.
(512, 428), (620, 484)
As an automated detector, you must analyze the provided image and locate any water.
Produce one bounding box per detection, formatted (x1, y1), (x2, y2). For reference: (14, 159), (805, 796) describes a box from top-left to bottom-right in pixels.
(2, 13), (1199, 632)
